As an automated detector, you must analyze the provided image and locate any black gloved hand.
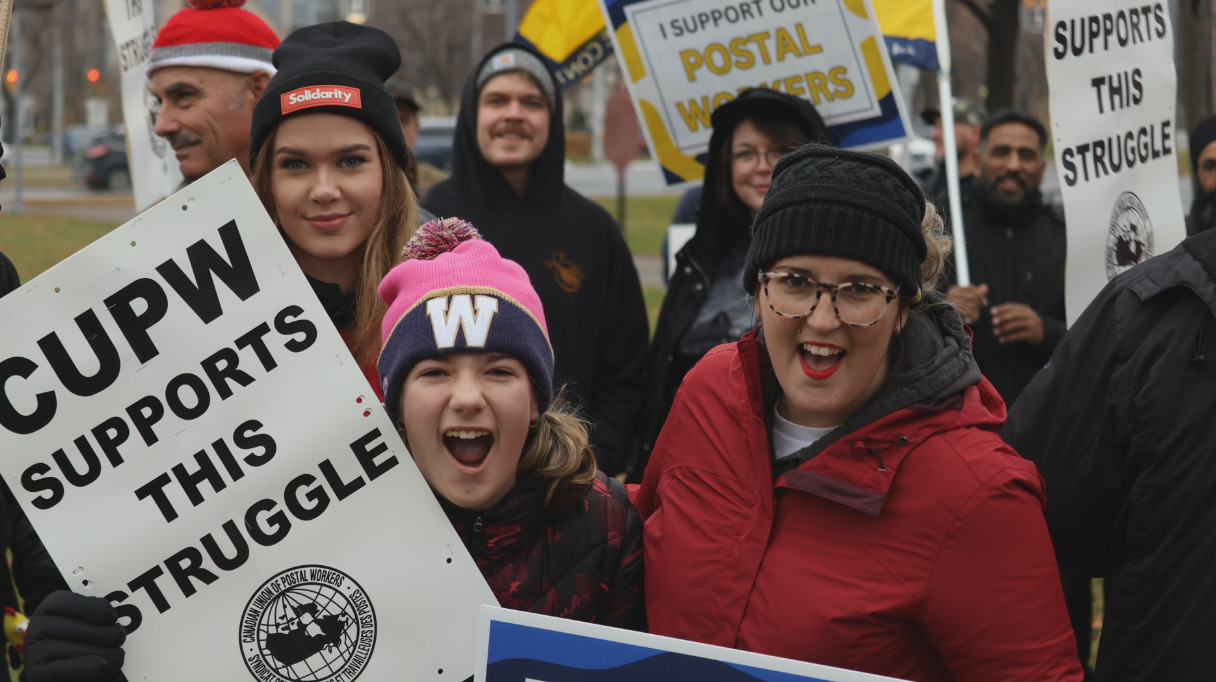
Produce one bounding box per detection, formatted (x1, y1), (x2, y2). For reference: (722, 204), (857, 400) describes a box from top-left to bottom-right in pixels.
(23, 591), (125, 682)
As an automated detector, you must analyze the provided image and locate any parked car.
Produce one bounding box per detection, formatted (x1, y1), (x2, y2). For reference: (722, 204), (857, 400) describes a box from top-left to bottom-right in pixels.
(414, 115), (456, 171)
(83, 129), (130, 192)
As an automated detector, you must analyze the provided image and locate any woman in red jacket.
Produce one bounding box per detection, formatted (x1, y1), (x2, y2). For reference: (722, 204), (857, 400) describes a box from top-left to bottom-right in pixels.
(633, 145), (1084, 681)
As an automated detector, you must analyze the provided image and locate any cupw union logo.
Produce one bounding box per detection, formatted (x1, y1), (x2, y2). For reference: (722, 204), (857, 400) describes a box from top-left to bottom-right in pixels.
(240, 565), (377, 682)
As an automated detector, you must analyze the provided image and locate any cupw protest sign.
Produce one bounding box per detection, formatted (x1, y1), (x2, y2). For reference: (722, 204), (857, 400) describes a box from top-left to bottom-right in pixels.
(599, 0), (912, 185)
(0, 162), (494, 681)
(1047, 1), (1186, 324)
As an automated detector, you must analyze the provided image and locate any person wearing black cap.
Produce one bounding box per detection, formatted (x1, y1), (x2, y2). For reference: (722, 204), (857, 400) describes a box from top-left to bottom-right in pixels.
(919, 98), (985, 203)
(1186, 115), (1216, 235)
(627, 88), (828, 481)
(386, 79), (449, 199)
(245, 20), (418, 401)
(423, 43), (648, 477)
(634, 145), (1085, 680)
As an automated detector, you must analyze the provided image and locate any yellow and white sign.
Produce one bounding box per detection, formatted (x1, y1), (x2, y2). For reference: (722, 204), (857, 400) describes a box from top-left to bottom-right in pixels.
(599, 0), (911, 185)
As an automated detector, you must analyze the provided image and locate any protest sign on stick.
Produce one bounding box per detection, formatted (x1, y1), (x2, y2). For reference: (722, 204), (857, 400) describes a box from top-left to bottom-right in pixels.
(103, 0), (184, 210)
(599, 0), (911, 186)
(1046, 1), (1185, 324)
(0, 161), (494, 681)
(476, 605), (907, 681)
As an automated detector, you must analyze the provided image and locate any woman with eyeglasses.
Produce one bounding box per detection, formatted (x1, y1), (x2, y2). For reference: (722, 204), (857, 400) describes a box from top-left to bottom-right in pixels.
(627, 89), (828, 481)
(632, 145), (1084, 681)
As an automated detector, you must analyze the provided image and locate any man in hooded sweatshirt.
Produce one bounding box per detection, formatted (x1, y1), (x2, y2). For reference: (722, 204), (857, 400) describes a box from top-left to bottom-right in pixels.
(423, 43), (648, 477)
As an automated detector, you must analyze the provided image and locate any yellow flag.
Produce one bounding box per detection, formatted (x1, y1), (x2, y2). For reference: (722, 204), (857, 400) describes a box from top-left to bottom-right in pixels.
(514, 0), (613, 88)
(870, 0), (938, 70)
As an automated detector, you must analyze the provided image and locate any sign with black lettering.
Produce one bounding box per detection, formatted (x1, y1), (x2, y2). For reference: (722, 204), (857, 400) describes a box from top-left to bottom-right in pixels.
(476, 606), (906, 681)
(102, 0), (183, 210)
(598, 0), (911, 185)
(1047, 1), (1185, 324)
(0, 162), (495, 681)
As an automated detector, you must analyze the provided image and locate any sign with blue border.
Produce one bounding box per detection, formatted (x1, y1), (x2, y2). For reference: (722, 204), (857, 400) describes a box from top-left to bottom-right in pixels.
(476, 606), (909, 681)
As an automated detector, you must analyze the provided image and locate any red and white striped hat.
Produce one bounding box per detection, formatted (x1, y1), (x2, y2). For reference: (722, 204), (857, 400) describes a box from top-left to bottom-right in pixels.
(147, 0), (279, 77)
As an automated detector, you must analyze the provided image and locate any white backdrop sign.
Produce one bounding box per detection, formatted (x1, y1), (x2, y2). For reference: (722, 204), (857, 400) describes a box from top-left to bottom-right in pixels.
(1046, 1), (1185, 324)
(103, 0), (184, 209)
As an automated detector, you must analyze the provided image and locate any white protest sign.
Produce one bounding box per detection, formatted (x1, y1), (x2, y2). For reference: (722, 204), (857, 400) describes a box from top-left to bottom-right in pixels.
(103, 0), (184, 209)
(599, 0), (911, 185)
(476, 605), (907, 681)
(0, 161), (494, 681)
(1047, 1), (1185, 324)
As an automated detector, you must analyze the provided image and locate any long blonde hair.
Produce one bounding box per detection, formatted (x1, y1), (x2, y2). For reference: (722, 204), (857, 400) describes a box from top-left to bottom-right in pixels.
(517, 389), (598, 511)
(251, 128), (417, 369)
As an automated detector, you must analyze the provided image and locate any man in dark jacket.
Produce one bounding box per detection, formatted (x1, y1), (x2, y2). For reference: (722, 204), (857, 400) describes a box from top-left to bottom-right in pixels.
(1003, 227), (1216, 682)
(1185, 115), (1216, 236)
(423, 43), (648, 476)
(945, 110), (1066, 404)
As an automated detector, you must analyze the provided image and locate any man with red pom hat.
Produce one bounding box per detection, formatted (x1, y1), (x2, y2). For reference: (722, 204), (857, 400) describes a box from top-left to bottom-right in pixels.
(147, 0), (280, 182)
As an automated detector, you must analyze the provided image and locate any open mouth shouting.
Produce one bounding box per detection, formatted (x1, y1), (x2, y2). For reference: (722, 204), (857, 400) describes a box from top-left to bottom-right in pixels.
(799, 342), (844, 381)
(444, 428), (494, 470)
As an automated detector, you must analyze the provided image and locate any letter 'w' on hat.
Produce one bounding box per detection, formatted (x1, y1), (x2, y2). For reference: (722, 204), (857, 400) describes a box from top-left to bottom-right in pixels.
(377, 218), (555, 419)
(147, 0), (280, 77)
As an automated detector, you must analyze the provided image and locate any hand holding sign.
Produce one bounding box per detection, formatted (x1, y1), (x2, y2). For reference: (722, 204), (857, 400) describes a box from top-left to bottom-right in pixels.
(25, 591), (125, 682)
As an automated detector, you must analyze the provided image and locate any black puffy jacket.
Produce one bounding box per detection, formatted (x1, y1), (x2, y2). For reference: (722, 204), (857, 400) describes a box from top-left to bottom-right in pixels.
(1003, 228), (1216, 681)
(441, 471), (644, 630)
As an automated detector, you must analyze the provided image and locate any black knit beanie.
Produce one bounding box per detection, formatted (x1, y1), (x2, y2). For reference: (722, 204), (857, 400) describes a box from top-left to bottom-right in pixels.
(250, 21), (409, 172)
(1191, 116), (1216, 177)
(743, 145), (928, 295)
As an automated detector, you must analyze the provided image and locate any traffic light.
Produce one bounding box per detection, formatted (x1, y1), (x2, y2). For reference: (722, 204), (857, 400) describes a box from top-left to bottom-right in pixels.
(4, 69), (15, 92)
(86, 68), (100, 83)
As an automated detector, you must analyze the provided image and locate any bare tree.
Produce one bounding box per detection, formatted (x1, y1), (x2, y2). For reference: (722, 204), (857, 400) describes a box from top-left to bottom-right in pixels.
(953, 0), (1020, 113)
(1176, 0), (1213, 157)
(372, 0), (477, 113)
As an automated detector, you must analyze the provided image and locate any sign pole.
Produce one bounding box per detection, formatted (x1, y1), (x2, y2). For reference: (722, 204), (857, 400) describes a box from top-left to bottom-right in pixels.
(933, 0), (969, 285)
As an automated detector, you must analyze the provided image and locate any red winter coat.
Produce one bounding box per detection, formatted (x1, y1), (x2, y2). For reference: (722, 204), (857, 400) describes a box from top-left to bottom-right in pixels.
(633, 305), (1083, 682)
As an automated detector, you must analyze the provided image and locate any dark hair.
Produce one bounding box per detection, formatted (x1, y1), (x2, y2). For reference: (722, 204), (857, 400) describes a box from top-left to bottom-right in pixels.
(980, 110), (1048, 150)
(714, 113), (813, 229)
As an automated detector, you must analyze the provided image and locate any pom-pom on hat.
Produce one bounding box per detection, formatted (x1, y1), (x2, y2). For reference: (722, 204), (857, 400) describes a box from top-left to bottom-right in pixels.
(743, 145), (928, 296)
(378, 218), (554, 419)
(249, 21), (410, 172)
(147, 0), (280, 77)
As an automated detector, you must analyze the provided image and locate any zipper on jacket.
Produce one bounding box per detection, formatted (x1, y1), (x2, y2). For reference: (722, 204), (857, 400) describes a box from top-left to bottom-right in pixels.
(685, 252), (711, 295)
(472, 514), (485, 550)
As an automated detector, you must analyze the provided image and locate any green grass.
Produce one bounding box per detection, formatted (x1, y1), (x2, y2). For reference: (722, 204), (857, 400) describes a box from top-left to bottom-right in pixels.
(592, 194), (679, 257)
(0, 212), (120, 282)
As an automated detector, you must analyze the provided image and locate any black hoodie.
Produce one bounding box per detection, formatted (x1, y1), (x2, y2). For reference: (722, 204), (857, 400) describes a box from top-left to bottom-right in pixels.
(423, 43), (648, 476)
(627, 88), (828, 481)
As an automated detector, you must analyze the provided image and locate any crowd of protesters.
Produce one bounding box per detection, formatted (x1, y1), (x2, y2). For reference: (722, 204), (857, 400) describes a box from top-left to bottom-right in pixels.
(5, 1), (1216, 681)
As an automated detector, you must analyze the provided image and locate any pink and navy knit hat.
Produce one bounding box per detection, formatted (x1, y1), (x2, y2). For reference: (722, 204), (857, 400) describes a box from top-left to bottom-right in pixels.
(147, 0), (279, 77)
(378, 218), (554, 417)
